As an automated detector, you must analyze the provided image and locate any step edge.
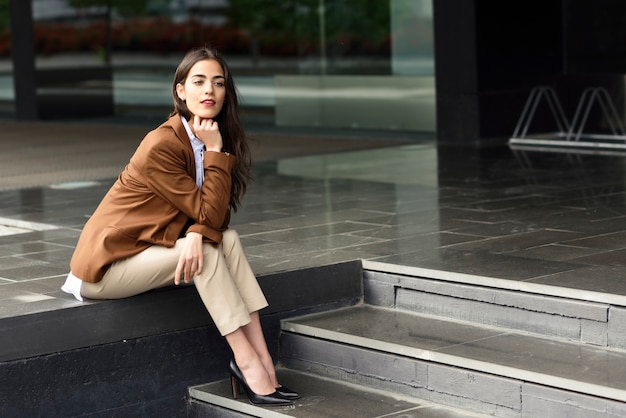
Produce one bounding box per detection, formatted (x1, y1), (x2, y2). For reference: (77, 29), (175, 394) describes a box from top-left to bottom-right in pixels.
(189, 370), (492, 418)
(188, 384), (291, 418)
(362, 260), (626, 306)
(282, 315), (626, 402)
(282, 305), (626, 355)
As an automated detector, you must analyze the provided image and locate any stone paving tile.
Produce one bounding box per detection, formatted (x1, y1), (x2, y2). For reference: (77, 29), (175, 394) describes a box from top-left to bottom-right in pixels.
(2, 138), (626, 318)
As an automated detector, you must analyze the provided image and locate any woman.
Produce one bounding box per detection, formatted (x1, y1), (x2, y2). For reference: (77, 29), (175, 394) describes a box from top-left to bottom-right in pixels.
(61, 47), (298, 406)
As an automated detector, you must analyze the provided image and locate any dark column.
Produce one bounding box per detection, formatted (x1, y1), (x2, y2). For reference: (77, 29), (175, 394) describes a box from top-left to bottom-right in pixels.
(8, 0), (114, 121)
(9, 0), (37, 120)
(433, 0), (563, 146)
(432, 0), (479, 145)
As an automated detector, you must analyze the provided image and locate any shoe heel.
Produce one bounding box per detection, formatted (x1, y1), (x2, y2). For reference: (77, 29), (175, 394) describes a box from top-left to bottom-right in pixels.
(227, 359), (293, 406)
(230, 376), (238, 399)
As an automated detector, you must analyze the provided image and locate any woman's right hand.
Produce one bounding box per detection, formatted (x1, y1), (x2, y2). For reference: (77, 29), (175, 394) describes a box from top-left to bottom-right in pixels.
(175, 232), (204, 285)
(193, 115), (223, 152)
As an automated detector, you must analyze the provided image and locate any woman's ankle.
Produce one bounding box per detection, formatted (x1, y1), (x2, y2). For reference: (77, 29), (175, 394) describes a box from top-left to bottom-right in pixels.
(259, 357), (279, 387)
(236, 357), (275, 395)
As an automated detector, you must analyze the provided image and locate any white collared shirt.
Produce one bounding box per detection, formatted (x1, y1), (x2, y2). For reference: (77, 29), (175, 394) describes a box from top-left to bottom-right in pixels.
(180, 116), (205, 189)
(61, 271), (83, 301)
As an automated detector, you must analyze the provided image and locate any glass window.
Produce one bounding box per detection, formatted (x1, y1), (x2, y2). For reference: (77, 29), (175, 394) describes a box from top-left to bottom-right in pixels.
(0, 0), (12, 117)
(1, 0), (435, 133)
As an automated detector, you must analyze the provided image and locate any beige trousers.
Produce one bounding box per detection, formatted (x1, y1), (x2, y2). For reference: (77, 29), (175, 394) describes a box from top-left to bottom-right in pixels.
(81, 229), (268, 336)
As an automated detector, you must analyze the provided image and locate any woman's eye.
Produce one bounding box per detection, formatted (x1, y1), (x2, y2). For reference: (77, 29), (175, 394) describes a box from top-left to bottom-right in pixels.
(214, 81), (224, 87)
(193, 80), (203, 86)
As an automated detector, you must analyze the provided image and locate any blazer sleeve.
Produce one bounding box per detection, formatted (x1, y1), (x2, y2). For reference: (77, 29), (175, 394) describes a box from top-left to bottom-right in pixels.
(142, 136), (235, 236)
(188, 151), (236, 238)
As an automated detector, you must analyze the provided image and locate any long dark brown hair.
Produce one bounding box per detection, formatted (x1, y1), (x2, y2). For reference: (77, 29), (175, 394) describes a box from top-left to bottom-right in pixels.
(170, 47), (251, 212)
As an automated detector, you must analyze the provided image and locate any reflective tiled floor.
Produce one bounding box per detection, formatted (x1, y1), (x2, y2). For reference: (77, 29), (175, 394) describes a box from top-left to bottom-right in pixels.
(3, 126), (626, 320)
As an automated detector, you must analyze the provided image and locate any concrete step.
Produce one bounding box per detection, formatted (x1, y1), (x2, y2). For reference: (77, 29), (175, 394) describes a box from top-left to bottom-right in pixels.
(362, 262), (626, 350)
(188, 367), (488, 417)
(279, 305), (626, 418)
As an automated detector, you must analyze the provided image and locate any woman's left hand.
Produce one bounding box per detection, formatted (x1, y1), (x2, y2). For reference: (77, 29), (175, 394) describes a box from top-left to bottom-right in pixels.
(175, 232), (204, 284)
(193, 115), (223, 152)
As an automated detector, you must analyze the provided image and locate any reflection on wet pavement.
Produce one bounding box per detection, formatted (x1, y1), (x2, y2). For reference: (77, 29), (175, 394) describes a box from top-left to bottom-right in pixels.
(3, 142), (626, 318)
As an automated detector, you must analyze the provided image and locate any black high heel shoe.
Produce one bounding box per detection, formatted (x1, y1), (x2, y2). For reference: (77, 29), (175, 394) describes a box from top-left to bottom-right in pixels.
(276, 385), (300, 399)
(228, 359), (293, 406)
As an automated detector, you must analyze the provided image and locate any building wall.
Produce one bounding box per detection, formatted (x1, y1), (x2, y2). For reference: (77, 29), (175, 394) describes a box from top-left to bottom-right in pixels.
(434, 0), (626, 145)
(6, 0), (626, 144)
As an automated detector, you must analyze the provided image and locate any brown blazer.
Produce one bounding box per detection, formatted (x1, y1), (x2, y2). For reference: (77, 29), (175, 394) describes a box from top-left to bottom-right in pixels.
(70, 115), (235, 283)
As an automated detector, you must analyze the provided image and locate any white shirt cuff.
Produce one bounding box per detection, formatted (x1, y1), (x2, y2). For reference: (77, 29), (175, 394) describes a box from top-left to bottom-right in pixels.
(61, 272), (84, 302)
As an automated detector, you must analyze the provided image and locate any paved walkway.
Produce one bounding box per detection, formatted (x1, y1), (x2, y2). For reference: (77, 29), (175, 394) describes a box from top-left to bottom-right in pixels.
(1, 119), (626, 321)
(0, 117), (409, 190)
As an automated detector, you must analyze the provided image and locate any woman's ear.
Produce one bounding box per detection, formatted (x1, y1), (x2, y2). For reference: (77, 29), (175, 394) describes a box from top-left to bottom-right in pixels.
(175, 83), (185, 101)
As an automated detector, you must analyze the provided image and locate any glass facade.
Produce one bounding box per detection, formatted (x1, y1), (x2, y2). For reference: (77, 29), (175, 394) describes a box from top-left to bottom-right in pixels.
(0, 0), (434, 133)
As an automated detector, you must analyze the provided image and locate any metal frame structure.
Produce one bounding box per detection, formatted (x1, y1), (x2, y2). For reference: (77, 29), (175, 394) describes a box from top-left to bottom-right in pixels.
(509, 86), (626, 151)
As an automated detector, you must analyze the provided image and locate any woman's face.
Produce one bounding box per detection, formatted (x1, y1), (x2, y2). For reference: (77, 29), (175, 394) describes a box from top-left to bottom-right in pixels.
(176, 59), (226, 120)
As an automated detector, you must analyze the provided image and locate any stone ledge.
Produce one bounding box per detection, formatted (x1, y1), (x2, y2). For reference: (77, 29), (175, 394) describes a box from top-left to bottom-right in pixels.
(0, 260), (362, 363)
